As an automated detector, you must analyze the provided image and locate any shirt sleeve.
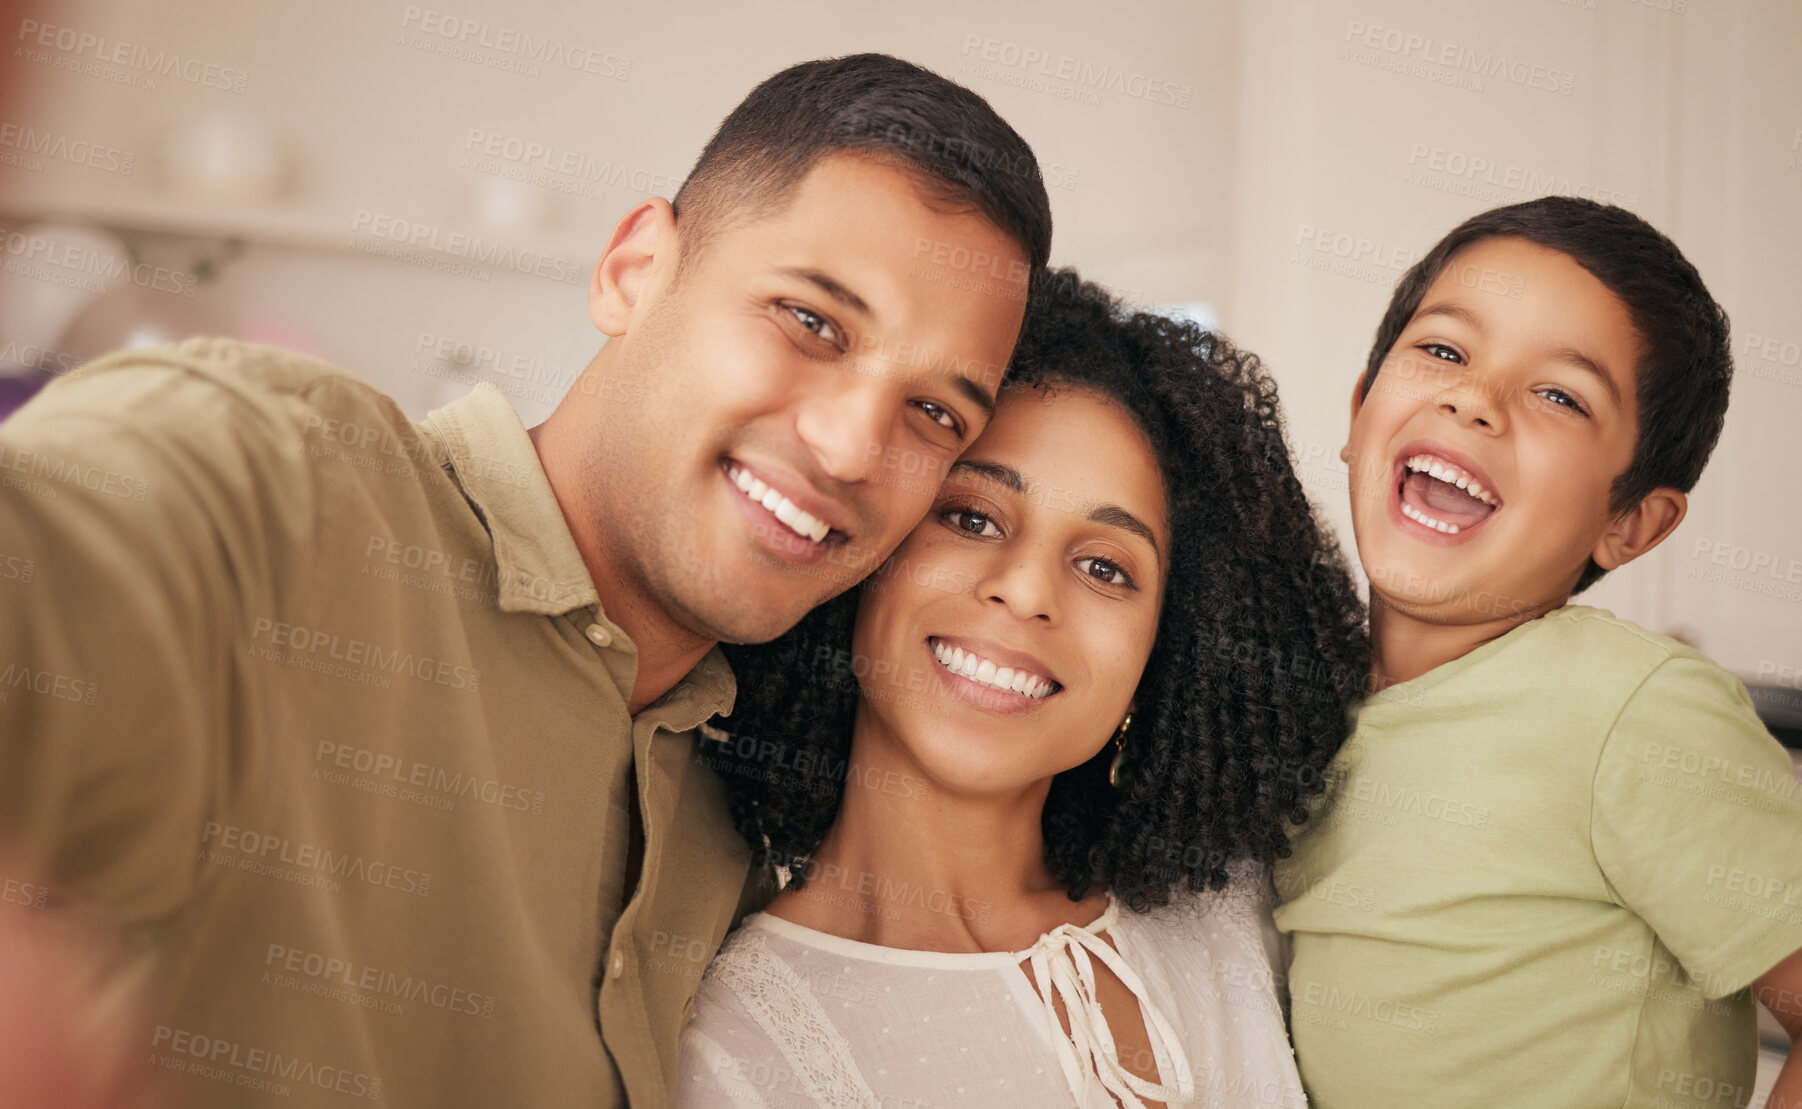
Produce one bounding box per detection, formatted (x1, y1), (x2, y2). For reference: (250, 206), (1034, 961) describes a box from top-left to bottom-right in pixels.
(1591, 654), (1802, 999)
(0, 358), (304, 926)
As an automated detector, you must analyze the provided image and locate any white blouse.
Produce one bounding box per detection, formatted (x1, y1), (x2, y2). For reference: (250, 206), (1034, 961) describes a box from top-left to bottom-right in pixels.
(676, 872), (1307, 1108)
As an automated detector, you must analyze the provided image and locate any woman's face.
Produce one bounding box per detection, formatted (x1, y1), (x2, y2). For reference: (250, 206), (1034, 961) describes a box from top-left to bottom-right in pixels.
(851, 384), (1170, 797)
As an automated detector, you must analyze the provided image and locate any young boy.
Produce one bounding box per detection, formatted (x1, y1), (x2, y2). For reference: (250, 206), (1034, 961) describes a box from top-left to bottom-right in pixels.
(1275, 197), (1802, 1108)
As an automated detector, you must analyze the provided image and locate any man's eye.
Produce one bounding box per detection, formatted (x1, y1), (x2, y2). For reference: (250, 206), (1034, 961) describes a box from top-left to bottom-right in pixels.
(914, 401), (964, 437)
(1418, 342), (1464, 363)
(785, 305), (842, 348)
(1534, 387), (1588, 416)
(941, 508), (1001, 538)
(1077, 556), (1135, 588)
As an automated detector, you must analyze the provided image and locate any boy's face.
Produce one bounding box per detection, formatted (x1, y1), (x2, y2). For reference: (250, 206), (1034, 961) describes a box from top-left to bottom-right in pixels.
(1344, 236), (1644, 624)
(587, 154), (1030, 645)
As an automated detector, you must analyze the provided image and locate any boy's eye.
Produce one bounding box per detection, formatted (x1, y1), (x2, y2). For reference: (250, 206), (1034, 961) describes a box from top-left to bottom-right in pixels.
(784, 304), (844, 350)
(1534, 387), (1589, 416)
(1077, 556), (1136, 589)
(913, 400), (965, 438)
(942, 507), (1001, 538)
(1418, 342), (1464, 363)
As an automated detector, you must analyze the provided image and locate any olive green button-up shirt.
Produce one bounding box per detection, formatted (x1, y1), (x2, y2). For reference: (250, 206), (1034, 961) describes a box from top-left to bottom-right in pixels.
(0, 338), (755, 1107)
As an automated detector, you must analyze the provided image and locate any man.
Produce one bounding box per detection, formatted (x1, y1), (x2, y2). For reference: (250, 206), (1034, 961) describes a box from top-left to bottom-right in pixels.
(0, 53), (1049, 1107)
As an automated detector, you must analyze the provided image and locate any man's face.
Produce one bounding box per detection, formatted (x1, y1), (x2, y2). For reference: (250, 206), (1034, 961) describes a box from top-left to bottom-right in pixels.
(587, 154), (1031, 644)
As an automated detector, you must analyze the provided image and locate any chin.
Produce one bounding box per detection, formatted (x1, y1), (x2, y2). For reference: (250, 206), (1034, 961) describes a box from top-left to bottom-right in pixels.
(705, 604), (812, 647)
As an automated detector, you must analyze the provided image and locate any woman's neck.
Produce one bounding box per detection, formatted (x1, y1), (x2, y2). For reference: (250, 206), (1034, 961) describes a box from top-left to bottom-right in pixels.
(767, 713), (1106, 953)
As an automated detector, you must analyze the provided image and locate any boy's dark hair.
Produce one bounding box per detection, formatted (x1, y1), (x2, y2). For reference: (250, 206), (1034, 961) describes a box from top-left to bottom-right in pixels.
(708, 270), (1370, 912)
(672, 53), (1052, 273)
(1358, 196), (1732, 594)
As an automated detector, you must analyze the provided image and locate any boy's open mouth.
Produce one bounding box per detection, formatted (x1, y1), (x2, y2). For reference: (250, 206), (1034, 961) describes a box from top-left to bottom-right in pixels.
(1395, 451), (1501, 536)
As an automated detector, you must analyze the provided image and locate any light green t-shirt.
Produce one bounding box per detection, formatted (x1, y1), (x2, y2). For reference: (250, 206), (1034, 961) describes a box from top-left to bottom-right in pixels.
(1274, 605), (1802, 1109)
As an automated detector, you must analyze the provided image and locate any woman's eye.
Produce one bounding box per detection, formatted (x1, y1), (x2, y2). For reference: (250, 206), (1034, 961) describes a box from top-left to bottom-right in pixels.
(785, 304), (842, 348)
(941, 508), (1001, 538)
(914, 401), (964, 437)
(1418, 342), (1464, 363)
(1077, 556), (1135, 589)
(1534, 387), (1588, 416)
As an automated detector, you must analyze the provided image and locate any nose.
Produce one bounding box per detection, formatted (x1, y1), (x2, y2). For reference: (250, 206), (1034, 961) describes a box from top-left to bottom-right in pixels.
(973, 547), (1059, 625)
(793, 374), (895, 486)
(1433, 372), (1507, 434)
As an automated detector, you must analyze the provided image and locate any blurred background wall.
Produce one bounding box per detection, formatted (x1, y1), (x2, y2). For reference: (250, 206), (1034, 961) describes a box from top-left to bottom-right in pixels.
(0, 0), (1795, 692)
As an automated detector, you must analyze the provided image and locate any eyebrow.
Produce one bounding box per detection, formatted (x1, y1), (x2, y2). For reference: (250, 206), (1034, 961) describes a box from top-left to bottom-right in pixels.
(1545, 345), (1623, 407)
(777, 266), (996, 422)
(948, 461), (1161, 554)
(1414, 301), (1485, 333)
(1416, 301), (1622, 407)
(775, 266), (872, 316)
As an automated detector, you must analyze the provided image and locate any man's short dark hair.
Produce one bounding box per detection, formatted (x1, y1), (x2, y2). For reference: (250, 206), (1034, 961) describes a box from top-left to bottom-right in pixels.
(1358, 196), (1733, 594)
(672, 53), (1052, 271)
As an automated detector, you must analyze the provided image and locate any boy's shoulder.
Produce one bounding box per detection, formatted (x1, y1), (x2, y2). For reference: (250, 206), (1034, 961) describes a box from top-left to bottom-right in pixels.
(1372, 605), (1751, 747)
(1530, 603), (1701, 660)
(1488, 603), (1715, 683)
(1474, 604), (1755, 724)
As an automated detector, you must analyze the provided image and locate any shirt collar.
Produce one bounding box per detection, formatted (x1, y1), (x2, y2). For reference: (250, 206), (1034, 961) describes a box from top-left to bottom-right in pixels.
(417, 383), (598, 616)
(416, 384), (737, 719)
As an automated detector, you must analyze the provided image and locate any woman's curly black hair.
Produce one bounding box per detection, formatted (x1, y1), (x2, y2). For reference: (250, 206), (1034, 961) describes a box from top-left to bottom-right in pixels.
(708, 268), (1370, 912)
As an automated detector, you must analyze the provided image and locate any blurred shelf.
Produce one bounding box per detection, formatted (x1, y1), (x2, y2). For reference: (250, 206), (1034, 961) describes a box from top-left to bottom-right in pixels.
(0, 187), (590, 270)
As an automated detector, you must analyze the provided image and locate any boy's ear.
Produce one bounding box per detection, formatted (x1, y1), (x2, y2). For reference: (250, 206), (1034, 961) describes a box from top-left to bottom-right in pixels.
(590, 198), (677, 337)
(1592, 487), (1687, 571)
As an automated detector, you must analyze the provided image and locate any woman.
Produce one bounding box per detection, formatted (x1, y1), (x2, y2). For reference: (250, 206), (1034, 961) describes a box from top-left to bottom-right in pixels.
(679, 271), (1368, 1107)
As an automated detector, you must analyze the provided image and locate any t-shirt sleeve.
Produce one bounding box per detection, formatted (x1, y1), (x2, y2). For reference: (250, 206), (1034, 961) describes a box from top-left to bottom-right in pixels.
(0, 358), (300, 925)
(1591, 654), (1802, 999)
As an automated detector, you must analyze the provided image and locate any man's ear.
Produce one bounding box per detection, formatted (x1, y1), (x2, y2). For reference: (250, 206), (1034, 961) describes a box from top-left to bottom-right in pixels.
(590, 198), (676, 337)
(1592, 487), (1687, 571)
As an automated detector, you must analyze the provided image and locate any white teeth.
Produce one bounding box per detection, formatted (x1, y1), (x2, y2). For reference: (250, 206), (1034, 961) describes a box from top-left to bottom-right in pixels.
(1403, 454), (1499, 507)
(929, 639), (1054, 699)
(727, 465), (831, 544)
(1400, 500), (1461, 534)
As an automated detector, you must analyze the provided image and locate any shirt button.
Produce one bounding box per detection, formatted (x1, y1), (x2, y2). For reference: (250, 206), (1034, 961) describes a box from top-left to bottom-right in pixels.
(609, 951), (624, 978)
(585, 624), (613, 648)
